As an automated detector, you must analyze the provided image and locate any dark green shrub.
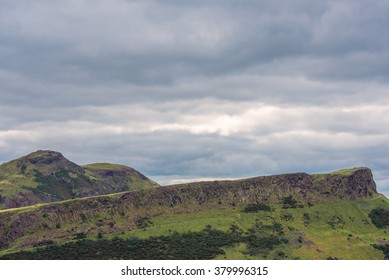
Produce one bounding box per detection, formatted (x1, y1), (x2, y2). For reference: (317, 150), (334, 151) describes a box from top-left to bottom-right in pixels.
(372, 244), (389, 259)
(228, 224), (244, 242)
(303, 213), (310, 226)
(280, 213), (294, 221)
(243, 203), (272, 213)
(327, 215), (345, 229)
(136, 217), (153, 229)
(276, 251), (287, 258)
(0, 226), (238, 260)
(272, 222), (284, 234)
(74, 232), (87, 240)
(369, 208), (389, 229)
(282, 196), (298, 209)
(246, 235), (283, 254)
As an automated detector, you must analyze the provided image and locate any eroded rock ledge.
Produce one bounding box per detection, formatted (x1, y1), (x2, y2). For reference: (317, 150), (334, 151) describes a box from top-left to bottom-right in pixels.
(0, 167), (377, 249)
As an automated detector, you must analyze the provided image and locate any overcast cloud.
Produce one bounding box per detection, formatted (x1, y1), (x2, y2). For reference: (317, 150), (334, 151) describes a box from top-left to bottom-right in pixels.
(1, 0), (389, 195)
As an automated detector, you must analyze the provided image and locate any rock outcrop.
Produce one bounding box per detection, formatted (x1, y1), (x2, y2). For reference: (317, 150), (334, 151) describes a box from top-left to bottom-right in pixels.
(0, 167), (377, 249)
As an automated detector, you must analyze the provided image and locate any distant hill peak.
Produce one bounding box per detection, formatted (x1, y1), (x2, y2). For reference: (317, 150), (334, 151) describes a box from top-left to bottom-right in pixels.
(0, 150), (159, 209)
(25, 149), (63, 157)
(9, 150), (82, 176)
(21, 150), (65, 164)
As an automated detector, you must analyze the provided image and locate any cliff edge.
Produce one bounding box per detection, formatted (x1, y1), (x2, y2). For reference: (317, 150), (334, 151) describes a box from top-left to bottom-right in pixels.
(0, 167), (377, 249)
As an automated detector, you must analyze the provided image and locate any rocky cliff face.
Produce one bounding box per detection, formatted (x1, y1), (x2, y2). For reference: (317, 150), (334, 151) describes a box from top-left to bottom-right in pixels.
(0, 167), (377, 249)
(0, 150), (158, 209)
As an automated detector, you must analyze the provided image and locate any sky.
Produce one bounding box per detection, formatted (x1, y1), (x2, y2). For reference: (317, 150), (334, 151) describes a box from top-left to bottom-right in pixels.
(0, 0), (388, 196)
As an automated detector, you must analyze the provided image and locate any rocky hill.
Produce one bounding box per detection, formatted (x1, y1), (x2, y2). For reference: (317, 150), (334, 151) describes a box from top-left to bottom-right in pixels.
(0, 166), (378, 250)
(166, 167), (377, 204)
(0, 150), (159, 209)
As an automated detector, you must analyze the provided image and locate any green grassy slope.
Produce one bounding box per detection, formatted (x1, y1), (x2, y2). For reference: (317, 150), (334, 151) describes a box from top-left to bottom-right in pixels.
(82, 162), (159, 192)
(1, 194), (388, 259)
(115, 195), (389, 260)
(0, 151), (159, 209)
(0, 165), (386, 259)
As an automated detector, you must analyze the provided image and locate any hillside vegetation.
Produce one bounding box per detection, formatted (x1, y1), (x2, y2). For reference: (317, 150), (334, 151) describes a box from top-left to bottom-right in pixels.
(0, 151), (388, 259)
(0, 150), (159, 209)
(1, 196), (388, 260)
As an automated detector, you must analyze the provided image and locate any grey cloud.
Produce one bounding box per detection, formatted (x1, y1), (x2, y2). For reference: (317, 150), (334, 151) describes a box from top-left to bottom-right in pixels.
(1, 70), (388, 114)
(0, 0), (389, 196)
(1, 0), (387, 88)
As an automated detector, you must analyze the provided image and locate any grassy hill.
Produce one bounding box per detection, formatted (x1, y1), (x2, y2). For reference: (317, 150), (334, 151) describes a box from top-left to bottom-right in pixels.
(106, 195), (389, 260)
(0, 195), (388, 259)
(0, 166), (388, 259)
(0, 150), (159, 209)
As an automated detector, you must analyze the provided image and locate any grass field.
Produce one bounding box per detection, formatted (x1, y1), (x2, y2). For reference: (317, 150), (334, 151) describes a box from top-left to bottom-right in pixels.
(82, 195), (389, 259)
(1, 192), (388, 259)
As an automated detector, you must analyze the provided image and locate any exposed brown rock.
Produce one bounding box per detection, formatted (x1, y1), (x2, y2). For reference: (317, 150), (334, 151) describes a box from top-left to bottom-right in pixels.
(0, 167), (377, 249)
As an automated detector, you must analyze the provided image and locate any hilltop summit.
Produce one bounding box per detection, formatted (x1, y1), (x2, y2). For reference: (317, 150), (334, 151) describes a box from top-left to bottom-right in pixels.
(0, 150), (159, 209)
(11, 150), (83, 176)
